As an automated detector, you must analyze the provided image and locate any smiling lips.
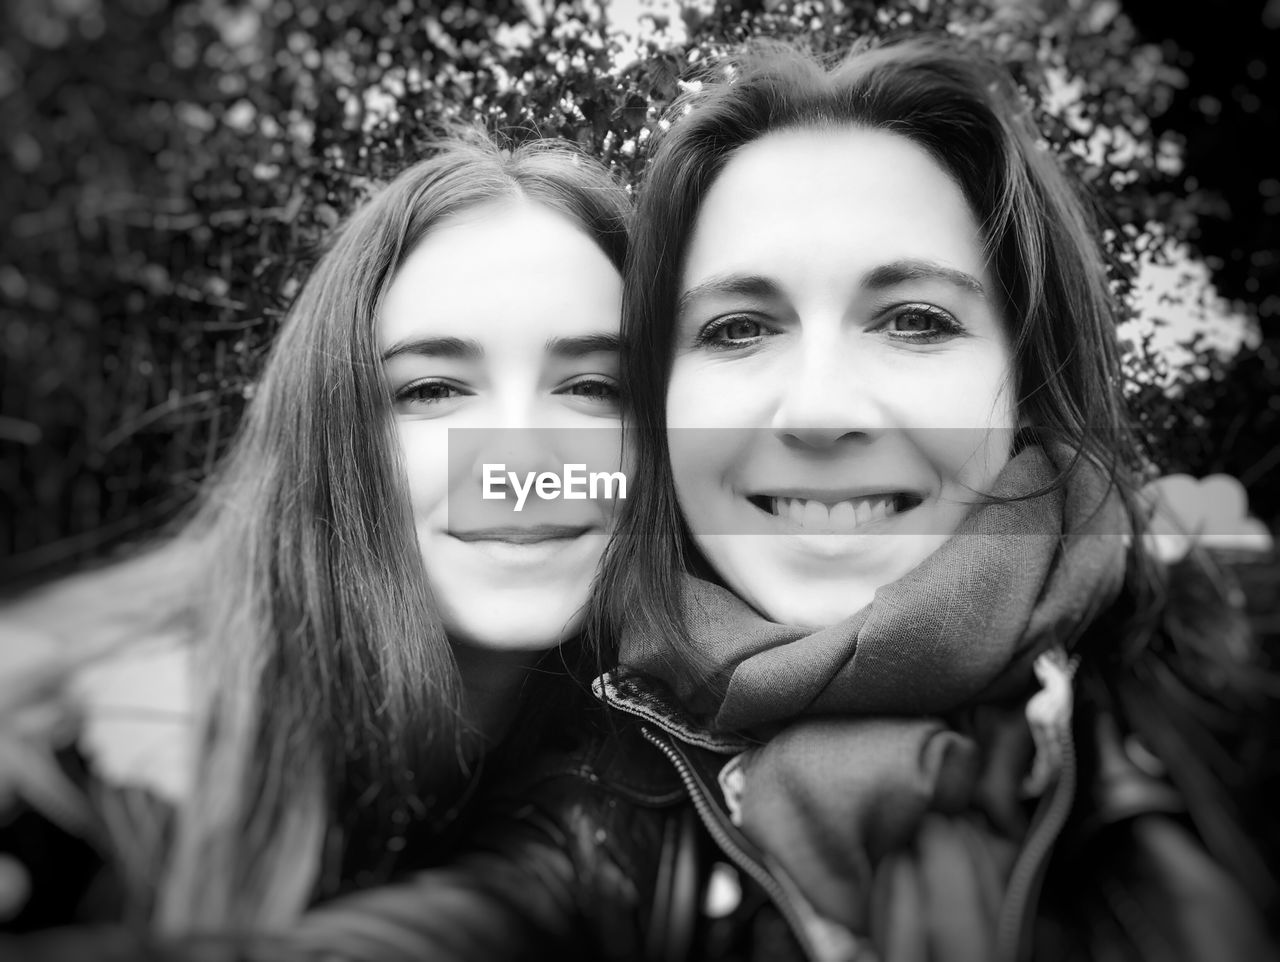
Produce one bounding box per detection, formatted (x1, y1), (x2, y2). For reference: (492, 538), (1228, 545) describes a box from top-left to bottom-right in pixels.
(748, 493), (920, 533)
(450, 524), (593, 545)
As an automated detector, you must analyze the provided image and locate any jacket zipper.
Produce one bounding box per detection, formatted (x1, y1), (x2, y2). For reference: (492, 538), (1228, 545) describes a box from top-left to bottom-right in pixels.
(608, 671), (1077, 962)
(994, 721), (1078, 962)
(639, 725), (857, 962)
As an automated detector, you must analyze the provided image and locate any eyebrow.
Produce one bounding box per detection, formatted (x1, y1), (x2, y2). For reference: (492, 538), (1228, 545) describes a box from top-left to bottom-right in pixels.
(676, 261), (985, 316)
(381, 336), (483, 362)
(382, 333), (619, 363)
(676, 274), (782, 316)
(544, 333), (620, 358)
(863, 259), (987, 298)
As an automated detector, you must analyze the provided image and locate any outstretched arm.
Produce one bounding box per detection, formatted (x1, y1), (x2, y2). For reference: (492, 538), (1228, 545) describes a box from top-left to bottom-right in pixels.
(4, 773), (664, 962)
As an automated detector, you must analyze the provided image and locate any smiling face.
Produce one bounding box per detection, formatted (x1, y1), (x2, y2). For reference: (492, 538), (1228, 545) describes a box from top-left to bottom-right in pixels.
(380, 199), (624, 652)
(667, 127), (1018, 628)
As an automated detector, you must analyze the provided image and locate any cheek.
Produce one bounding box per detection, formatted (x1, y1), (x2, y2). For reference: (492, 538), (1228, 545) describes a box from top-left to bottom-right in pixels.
(664, 359), (705, 430)
(915, 358), (1018, 488)
(666, 361), (723, 518)
(666, 357), (767, 430)
(667, 435), (705, 520)
(666, 428), (759, 536)
(395, 423), (452, 524)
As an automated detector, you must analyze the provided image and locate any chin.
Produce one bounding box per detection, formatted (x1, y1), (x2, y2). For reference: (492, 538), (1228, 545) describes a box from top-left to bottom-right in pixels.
(446, 605), (586, 653)
(732, 576), (875, 629)
(760, 594), (871, 629)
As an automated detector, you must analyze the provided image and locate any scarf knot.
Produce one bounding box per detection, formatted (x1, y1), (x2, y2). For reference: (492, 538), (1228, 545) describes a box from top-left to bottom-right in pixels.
(620, 447), (1129, 960)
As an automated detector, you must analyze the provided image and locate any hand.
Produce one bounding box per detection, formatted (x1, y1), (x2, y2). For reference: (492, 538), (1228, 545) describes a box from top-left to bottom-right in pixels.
(0, 619), (90, 840)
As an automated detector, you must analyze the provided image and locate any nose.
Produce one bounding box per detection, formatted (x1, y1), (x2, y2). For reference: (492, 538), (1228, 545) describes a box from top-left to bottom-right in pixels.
(470, 413), (565, 487)
(471, 426), (559, 477)
(770, 336), (887, 449)
(453, 376), (558, 485)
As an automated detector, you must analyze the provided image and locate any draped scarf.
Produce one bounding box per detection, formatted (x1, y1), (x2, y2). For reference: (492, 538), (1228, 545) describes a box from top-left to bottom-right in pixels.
(619, 447), (1130, 960)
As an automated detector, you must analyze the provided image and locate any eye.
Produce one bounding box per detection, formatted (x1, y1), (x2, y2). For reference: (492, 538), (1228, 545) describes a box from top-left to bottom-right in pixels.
(391, 378), (471, 415)
(556, 375), (622, 414)
(559, 376), (620, 402)
(877, 304), (965, 342)
(695, 314), (775, 349)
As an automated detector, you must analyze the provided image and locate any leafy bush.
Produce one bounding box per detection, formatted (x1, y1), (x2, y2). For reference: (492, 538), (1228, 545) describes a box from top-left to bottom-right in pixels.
(2, 0), (1276, 581)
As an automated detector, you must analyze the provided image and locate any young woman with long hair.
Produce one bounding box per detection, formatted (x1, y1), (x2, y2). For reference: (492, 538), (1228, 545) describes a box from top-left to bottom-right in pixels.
(0, 132), (630, 936)
(150, 39), (1278, 962)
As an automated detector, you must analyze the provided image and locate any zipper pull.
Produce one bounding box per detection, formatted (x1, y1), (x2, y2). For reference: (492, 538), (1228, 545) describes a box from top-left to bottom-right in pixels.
(1021, 646), (1079, 798)
(717, 751), (750, 827)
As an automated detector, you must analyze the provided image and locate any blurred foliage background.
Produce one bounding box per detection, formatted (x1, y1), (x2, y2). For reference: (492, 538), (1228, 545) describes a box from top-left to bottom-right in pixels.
(1, 0), (1278, 585)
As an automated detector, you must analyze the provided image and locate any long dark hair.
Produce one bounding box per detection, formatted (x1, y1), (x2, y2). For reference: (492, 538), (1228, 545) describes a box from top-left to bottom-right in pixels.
(5, 133), (630, 930)
(597, 38), (1275, 906)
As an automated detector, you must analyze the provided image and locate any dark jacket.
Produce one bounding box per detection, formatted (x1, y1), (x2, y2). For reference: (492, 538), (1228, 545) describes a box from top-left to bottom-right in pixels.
(112, 665), (1266, 962)
(6, 662), (1274, 962)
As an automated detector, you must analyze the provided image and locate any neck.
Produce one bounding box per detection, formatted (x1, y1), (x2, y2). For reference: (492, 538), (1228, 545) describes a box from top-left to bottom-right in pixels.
(450, 644), (542, 747)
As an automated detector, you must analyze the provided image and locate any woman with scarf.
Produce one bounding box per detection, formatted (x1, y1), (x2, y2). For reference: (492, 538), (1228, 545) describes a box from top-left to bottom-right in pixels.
(585, 38), (1276, 961)
(0, 133), (629, 940)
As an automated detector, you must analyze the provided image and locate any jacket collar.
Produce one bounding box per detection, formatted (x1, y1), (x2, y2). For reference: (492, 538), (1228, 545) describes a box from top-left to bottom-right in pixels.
(592, 670), (754, 755)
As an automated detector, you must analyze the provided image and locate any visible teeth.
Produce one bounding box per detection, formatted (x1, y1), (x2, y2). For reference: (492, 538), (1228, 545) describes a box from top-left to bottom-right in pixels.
(802, 500), (829, 530)
(768, 495), (906, 531)
(789, 498), (806, 527)
(829, 500), (857, 532)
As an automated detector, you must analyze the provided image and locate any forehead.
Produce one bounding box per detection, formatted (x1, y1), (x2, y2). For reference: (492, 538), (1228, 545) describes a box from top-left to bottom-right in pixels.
(681, 126), (987, 289)
(379, 199), (621, 349)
